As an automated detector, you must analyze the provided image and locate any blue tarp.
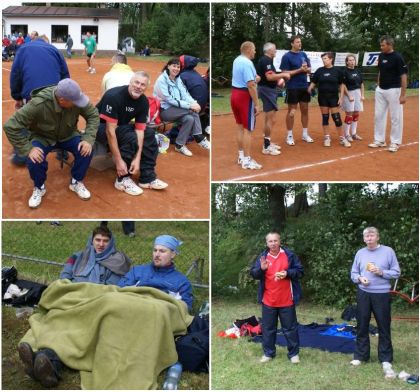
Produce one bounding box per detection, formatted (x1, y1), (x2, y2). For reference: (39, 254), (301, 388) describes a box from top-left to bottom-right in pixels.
(252, 323), (356, 354)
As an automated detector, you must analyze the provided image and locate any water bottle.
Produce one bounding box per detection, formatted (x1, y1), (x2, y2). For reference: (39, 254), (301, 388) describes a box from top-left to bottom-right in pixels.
(163, 362), (182, 390)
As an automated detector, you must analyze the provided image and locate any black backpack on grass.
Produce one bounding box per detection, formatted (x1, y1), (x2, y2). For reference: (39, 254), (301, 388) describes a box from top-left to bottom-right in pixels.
(175, 315), (209, 373)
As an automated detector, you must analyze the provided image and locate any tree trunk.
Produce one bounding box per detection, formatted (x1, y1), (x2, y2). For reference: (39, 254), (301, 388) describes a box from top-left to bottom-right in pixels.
(291, 3), (296, 35)
(268, 185), (286, 231)
(292, 191), (309, 217)
(264, 3), (271, 42)
(318, 183), (327, 200)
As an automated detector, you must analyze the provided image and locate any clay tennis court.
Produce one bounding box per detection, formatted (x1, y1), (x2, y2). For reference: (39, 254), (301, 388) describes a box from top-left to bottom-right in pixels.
(2, 57), (209, 219)
(212, 96), (418, 181)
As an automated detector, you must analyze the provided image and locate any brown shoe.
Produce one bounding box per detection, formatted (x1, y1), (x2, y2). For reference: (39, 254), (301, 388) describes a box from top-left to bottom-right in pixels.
(18, 342), (35, 379)
(33, 352), (59, 388)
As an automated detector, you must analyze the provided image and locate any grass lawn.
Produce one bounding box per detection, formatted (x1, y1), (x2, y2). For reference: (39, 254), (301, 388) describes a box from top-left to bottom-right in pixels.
(212, 297), (418, 390)
(2, 221), (209, 390)
(211, 88), (419, 115)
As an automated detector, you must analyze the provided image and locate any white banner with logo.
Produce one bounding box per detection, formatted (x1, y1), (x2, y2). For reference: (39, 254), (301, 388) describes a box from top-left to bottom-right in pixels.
(362, 52), (381, 66)
(274, 50), (360, 73)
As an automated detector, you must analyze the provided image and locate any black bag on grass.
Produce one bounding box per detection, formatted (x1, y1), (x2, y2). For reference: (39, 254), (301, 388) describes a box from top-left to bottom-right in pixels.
(341, 304), (357, 321)
(3, 279), (47, 307)
(2, 266), (18, 296)
(175, 315), (209, 373)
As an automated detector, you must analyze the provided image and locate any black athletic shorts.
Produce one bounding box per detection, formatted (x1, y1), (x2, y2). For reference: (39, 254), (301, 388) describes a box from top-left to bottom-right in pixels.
(318, 92), (339, 108)
(87, 53), (94, 58)
(285, 88), (311, 105)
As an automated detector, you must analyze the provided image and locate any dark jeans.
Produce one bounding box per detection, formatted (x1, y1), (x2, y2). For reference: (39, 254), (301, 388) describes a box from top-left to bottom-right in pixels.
(262, 303), (299, 359)
(27, 136), (92, 188)
(96, 123), (158, 183)
(355, 288), (393, 363)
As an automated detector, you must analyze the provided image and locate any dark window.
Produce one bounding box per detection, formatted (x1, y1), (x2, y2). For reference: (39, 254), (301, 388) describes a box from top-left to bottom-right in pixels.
(51, 25), (68, 43)
(11, 24), (27, 37)
(81, 26), (98, 44)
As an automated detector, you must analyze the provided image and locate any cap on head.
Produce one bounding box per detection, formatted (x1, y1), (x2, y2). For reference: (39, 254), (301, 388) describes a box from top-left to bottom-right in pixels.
(55, 78), (89, 108)
(154, 235), (183, 254)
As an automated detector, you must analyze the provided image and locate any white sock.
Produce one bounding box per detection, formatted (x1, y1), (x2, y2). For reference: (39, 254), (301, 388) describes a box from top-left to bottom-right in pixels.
(287, 130), (293, 138)
(302, 128), (308, 137)
(238, 150), (244, 159)
(71, 178), (77, 185)
(351, 121), (358, 135)
(343, 123), (351, 137)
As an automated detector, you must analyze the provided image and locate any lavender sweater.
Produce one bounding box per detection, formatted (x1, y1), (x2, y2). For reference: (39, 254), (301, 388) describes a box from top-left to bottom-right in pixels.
(350, 245), (401, 293)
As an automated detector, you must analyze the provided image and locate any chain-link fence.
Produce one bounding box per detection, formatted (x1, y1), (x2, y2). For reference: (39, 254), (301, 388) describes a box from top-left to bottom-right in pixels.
(2, 221), (209, 289)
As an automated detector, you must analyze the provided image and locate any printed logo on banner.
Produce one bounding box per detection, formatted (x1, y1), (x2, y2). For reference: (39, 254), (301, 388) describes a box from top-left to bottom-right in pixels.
(363, 52), (381, 66)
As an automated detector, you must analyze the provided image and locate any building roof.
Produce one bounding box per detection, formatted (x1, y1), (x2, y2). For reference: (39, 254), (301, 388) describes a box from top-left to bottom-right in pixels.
(2, 6), (120, 19)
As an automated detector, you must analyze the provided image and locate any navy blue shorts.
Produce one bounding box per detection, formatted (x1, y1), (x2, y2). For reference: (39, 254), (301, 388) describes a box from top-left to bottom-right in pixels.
(258, 85), (278, 112)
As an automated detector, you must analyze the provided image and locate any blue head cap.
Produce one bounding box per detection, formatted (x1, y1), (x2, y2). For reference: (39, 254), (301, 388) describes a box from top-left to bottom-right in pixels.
(154, 235), (183, 254)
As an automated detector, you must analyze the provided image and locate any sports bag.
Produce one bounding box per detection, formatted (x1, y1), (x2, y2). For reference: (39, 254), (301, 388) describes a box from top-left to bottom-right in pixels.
(175, 315), (209, 373)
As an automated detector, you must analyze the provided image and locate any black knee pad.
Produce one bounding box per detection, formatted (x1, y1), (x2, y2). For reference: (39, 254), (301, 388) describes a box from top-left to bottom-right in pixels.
(331, 112), (342, 127)
(322, 113), (329, 126)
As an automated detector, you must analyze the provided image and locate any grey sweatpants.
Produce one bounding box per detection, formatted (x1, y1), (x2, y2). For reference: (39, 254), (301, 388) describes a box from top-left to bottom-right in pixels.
(160, 107), (202, 146)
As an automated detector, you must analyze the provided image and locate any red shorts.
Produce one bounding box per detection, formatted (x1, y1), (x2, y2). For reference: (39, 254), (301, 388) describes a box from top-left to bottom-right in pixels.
(230, 88), (256, 131)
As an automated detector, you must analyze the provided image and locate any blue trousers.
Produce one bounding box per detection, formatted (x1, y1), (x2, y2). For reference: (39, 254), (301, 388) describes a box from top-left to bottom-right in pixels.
(262, 303), (299, 359)
(27, 136), (92, 188)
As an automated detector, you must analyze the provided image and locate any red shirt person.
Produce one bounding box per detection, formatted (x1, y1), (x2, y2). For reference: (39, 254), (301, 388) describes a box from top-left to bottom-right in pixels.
(250, 232), (304, 364)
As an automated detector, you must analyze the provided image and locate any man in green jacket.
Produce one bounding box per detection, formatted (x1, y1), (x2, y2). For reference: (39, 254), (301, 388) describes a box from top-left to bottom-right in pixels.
(3, 78), (99, 208)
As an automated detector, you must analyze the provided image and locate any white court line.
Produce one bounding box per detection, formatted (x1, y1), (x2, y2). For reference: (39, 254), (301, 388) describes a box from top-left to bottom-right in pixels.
(226, 141), (419, 182)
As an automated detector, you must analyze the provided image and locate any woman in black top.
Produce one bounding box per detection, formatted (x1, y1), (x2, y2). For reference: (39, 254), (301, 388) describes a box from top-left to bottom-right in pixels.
(308, 52), (350, 148)
(341, 54), (365, 142)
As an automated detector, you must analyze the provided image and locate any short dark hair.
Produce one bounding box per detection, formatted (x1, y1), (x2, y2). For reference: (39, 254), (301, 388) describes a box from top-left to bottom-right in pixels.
(380, 35), (394, 46)
(321, 51), (335, 64)
(92, 226), (112, 239)
(162, 57), (180, 75)
(290, 35), (301, 44)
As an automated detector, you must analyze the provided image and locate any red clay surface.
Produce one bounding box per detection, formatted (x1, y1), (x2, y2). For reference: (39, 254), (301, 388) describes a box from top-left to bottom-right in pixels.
(2, 57), (209, 219)
(212, 96), (418, 181)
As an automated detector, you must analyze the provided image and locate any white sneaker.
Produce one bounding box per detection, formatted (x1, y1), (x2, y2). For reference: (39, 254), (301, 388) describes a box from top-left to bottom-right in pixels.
(286, 135), (295, 146)
(260, 355), (272, 363)
(368, 141), (387, 148)
(90, 68), (96, 74)
(242, 158), (262, 170)
(262, 144), (281, 155)
(87, 67), (92, 72)
(69, 181), (91, 200)
(388, 143), (399, 153)
(350, 359), (361, 366)
(114, 177), (143, 196)
(302, 134), (314, 143)
(382, 362), (396, 379)
(175, 145), (193, 157)
(139, 178), (168, 190)
(324, 137), (331, 147)
(340, 137), (352, 148)
(237, 156), (243, 165)
(290, 355), (300, 364)
(28, 187), (46, 208)
(198, 137), (210, 150)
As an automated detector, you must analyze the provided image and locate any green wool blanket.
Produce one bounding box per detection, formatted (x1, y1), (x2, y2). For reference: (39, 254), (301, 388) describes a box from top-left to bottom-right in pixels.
(20, 279), (194, 389)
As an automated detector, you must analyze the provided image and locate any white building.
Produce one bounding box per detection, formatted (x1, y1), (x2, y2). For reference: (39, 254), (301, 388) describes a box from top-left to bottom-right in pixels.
(2, 5), (120, 51)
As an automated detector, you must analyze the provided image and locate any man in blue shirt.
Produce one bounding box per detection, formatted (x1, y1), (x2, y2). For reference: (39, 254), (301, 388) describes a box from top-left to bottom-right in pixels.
(280, 36), (313, 146)
(231, 41), (262, 170)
